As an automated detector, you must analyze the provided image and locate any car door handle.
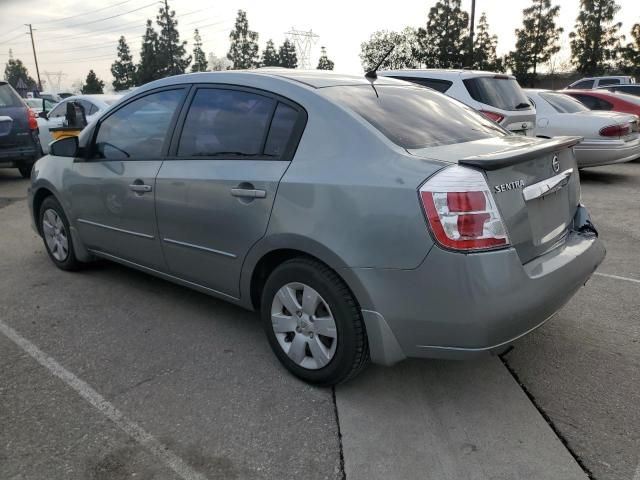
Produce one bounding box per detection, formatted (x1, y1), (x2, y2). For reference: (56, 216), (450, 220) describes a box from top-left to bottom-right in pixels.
(129, 184), (152, 193)
(230, 188), (266, 199)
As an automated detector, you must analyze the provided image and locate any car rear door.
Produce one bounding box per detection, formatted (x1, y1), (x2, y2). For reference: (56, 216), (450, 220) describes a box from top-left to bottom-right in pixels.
(68, 87), (187, 270)
(155, 85), (306, 298)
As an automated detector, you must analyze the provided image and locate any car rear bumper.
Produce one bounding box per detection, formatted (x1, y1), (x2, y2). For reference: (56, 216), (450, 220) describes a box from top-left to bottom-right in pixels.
(0, 138), (40, 166)
(349, 205), (605, 365)
(574, 137), (640, 167)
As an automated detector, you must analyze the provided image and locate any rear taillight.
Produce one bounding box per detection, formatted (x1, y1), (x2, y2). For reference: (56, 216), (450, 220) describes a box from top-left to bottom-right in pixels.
(26, 107), (38, 130)
(479, 110), (504, 123)
(599, 123), (631, 137)
(419, 166), (510, 252)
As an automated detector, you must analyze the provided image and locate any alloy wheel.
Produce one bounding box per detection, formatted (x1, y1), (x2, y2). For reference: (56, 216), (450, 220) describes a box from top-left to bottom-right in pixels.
(42, 208), (69, 262)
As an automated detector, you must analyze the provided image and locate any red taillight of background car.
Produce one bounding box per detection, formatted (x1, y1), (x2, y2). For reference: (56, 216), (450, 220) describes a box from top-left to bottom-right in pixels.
(26, 107), (38, 130)
(599, 124), (631, 137)
(419, 166), (510, 252)
(479, 110), (505, 123)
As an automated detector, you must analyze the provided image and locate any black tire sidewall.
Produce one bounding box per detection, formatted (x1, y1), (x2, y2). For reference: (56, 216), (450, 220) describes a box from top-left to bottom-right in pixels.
(39, 196), (79, 270)
(261, 259), (363, 386)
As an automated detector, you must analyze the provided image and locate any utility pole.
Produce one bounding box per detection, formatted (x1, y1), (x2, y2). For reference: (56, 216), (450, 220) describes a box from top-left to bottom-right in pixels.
(25, 24), (42, 92)
(468, 0), (476, 68)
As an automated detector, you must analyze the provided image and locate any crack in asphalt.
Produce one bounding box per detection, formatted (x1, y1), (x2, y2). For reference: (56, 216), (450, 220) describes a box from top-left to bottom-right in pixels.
(332, 386), (347, 480)
(500, 354), (595, 480)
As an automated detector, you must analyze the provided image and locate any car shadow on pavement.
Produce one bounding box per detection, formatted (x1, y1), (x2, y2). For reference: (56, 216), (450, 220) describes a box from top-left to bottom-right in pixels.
(578, 168), (635, 185)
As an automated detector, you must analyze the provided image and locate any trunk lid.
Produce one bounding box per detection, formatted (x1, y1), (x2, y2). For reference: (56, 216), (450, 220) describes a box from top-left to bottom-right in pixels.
(409, 135), (582, 264)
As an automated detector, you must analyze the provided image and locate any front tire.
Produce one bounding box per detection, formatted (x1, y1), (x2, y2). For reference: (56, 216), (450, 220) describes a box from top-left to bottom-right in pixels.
(39, 196), (82, 271)
(261, 258), (369, 386)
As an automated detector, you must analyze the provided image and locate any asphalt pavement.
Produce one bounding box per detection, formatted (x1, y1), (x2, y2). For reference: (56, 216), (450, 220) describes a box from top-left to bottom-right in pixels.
(1, 161), (638, 480)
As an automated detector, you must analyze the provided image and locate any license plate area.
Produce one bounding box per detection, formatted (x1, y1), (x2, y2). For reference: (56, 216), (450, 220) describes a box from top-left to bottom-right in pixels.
(526, 188), (571, 247)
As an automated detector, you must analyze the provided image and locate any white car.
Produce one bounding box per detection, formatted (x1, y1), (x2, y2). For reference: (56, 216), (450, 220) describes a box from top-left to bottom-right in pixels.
(24, 97), (58, 115)
(526, 89), (640, 168)
(379, 69), (536, 136)
(38, 94), (122, 153)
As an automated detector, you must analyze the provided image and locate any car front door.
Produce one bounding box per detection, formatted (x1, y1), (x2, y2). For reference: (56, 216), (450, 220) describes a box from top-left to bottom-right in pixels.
(67, 87), (187, 270)
(155, 86), (306, 298)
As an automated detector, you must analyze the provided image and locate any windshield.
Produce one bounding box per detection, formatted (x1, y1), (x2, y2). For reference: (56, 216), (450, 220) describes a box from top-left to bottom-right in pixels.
(322, 85), (507, 149)
(463, 77), (531, 111)
(540, 92), (589, 113)
(0, 83), (24, 108)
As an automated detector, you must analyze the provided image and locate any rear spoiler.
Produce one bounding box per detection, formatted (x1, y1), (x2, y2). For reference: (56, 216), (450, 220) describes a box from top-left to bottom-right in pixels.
(459, 136), (582, 170)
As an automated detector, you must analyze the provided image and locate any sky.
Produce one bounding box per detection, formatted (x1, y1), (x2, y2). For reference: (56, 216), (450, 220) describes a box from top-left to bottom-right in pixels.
(0, 0), (637, 92)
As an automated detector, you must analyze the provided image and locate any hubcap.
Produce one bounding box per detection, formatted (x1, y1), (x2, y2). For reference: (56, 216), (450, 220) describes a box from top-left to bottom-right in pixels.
(271, 282), (338, 370)
(42, 209), (69, 262)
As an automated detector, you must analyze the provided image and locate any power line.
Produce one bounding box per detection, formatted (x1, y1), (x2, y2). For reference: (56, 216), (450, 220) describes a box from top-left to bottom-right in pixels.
(37, 1), (159, 32)
(0, 25), (26, 43)
(35, 0), (135, 25)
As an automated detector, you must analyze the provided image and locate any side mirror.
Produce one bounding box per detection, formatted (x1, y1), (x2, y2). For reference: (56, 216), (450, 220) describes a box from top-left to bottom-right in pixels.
(38, 111), (48, 119)
(50, 136), (79, 157)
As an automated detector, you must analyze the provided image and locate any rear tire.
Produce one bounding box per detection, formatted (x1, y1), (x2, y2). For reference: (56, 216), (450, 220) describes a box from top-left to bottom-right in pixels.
(39, 196), (82, 271)
(261, 258), (369, 386)
(18, 163), (32, 179)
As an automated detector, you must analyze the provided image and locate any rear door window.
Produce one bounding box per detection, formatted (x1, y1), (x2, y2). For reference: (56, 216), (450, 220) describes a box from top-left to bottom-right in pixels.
(463, 76), (531, 111)
(392, 77), (453, 93)
(322, 84), (506, 149)
(177, 88), (276, 158)
(0, 83), (24, 108)
(598, 78), (620, 86)
(264, 102), (299, 157)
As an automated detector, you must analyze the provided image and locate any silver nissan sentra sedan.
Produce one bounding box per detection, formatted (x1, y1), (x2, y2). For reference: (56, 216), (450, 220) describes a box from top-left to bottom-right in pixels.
(28, 70), (605, 385)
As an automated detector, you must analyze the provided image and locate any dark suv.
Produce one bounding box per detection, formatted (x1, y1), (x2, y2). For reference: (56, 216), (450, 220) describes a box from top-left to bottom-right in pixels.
(0, 81), (42, 178)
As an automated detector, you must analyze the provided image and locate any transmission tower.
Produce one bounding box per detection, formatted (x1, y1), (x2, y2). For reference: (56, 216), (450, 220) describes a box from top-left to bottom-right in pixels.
(42, 71), (67, 93)
(285, 27), (319, 69)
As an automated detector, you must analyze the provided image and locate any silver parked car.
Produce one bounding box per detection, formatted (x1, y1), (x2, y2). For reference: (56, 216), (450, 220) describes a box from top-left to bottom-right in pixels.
(29, 71), (605, 385)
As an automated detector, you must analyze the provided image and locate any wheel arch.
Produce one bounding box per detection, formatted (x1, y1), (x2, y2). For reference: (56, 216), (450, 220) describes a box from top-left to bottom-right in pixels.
(240, 235), (373, 313)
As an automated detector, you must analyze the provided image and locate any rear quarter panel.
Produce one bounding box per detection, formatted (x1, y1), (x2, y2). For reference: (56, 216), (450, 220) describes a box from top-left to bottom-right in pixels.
(262, 94), (444, 270)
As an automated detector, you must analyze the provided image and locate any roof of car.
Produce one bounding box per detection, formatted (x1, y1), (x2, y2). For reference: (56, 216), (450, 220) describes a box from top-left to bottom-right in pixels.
(132, 70), (407, 94)
(62, 94), (122, 105)
(378, 69), (516, 80)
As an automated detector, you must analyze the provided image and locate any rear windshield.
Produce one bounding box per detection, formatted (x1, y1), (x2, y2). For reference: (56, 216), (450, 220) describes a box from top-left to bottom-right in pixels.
(322, 85), (506, 149)
(540, 92), (589, 113)
(0, 83), (24, 108)
(463, 77), (531, 111)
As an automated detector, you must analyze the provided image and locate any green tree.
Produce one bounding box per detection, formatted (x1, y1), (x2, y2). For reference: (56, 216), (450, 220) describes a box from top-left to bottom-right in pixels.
(191, 29), (208, 72)
(278, 39), (298, 68)
(507, 0), (563, 85)
(260, 39), (279, 67)
(156, 0), (191, 76)
(619, 23), (640, 77)
(472, 13), (501, 71)
(137, 19), (161, 84)
(81, 70), (105, 94)
(416, 0), (469, 68)
(4, 52), (37, 91)
(570, 0), (623, 75)
(317, 46), (335, 70)
(227, 10), (259, 69)
(111, 36), (136, 91)
(359, 28), (419, 70)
